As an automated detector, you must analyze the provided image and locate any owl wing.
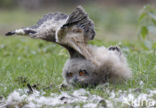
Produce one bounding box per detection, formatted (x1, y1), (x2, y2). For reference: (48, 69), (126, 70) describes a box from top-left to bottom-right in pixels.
(5, 6), (96, 61)
(56, 6), (96, 62)
(59, 6), (95, 41)
(6, 6), (95, 42)
(5, 12), (68, 42)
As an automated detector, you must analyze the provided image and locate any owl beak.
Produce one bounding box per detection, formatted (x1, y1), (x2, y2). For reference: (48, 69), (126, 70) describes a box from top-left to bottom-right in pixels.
(73, 77), (78, 83)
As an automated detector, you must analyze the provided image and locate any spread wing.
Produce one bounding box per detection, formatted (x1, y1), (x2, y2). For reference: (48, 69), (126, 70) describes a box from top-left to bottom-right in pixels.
(57, 6), (96, 61)
(5, 6), (96, 60)
(64, 6), (95, 40)
(5, 12), (68, 42)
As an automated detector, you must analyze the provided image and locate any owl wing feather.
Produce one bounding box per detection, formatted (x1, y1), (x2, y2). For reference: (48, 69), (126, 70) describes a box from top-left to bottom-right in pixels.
(57, 6), (97, 62)
(5, 6), (96, 60)
(62, 6), (95, 41)
(30, 12), (68, 29)
(5, 12), (68, 42)
(5, 6), (95, 42)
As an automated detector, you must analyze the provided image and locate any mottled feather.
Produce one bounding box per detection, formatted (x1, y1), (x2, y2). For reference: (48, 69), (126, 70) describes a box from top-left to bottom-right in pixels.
(62, 6), (95, 40)
(5, 12), (68, 42)
(5, 6), (95, 42)
(30, 13), (68, 29)
(5, 6), (96, 58)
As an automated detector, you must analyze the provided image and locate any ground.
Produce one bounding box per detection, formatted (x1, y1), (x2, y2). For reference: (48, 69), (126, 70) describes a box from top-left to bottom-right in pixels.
(0, 6), (156, 107)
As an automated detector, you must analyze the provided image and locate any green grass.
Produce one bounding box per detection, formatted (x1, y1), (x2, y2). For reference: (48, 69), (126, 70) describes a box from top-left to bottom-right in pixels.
(0, 6), (156, 107)
(0, 36), (155, 97)
(0, 36), (68, 96)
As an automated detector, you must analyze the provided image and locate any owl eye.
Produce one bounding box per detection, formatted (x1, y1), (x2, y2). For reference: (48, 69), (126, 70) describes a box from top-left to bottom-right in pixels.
(67, 72), (73, 77)
(79, 70), (88, 76)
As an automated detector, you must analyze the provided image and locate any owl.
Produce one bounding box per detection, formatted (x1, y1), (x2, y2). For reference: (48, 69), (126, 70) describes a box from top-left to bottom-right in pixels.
(5, 6), (132, 87)
(62, 46), (132, 87)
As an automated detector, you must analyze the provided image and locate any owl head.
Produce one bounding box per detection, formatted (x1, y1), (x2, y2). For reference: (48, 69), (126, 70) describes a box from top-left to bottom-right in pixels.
(63, 58), (101, 87)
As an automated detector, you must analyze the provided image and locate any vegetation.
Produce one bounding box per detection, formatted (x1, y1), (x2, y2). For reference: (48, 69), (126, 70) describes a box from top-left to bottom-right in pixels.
(138, 5), (156, 50)
(0, 5), (155, 107)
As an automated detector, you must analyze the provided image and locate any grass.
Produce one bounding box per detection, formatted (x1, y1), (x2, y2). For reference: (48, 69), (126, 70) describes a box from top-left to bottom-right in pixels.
(0, 36), (68, 96)
(0, 36), (155, 96)
(0, 6), (156, 107)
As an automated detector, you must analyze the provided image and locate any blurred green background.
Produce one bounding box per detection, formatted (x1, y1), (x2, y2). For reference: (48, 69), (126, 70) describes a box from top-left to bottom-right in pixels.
(0, 0), (156, 41)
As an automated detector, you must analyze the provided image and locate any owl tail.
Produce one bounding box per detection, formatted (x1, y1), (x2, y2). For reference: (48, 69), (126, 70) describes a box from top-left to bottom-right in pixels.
(5, 28), (36, 36)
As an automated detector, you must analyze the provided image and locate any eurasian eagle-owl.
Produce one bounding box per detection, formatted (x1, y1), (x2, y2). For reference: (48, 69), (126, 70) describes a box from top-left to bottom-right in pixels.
(5, 6), (132, 87)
